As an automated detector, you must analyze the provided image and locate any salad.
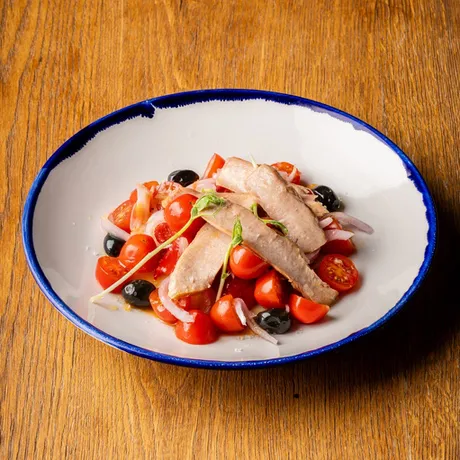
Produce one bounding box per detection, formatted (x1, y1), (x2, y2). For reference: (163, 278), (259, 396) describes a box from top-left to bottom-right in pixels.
(91, 154), (373, 345)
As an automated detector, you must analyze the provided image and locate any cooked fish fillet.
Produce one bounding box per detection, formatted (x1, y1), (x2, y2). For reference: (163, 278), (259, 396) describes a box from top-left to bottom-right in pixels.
(168, 224), (230, 299)
(203, 201), (338, 305)
(246, 165), (326, 252)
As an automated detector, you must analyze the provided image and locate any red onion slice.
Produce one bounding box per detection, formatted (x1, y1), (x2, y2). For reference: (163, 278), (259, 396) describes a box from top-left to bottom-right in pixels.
(287, 165), (299, 182)
(130, 184), (152, 232)
(239, 298), (278, 345)
(144, 209), (165, 245)
(191, 178), (217, 192)
(327, 212), (374, 234)
(319, 217), (333, 229)
(100, 217), (130, 241)
(233, 298), (247, 327)
(159, 276), (194, 323)
(325, 229), (354, 241)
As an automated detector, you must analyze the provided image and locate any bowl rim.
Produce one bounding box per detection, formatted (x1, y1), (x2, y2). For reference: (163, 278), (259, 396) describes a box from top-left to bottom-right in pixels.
(22, 89), (437, 369)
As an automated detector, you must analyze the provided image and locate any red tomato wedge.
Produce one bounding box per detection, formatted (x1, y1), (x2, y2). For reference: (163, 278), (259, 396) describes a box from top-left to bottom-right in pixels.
(321, 238), (355, 256)
(95, 256), (129, 293)
(118, 234), (161, 273)
(289, 294), (329, 324)
(108, 200), (133, 233)
(254, 270), (289, 308)
(154, 222), (174, 244)
(175, 310), (218, 345)
(317, 254), (359, 292)
(210, 294), (246, 333)
(229, 245), (269, 279)
(153, 239), (182, 279)
(203, 153), (225, 179)
(271, 162), (301, 184)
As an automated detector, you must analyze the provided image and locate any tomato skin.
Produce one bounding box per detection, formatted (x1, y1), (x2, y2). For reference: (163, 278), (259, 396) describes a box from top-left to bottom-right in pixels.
(321, 239), (355, 256)
(203, 153), (225, 179)
(210, 294), (245, 332)
(154, 222), (174, 244)
(118, 234), (161, 272)
(153, 239), (181, 279)
(229, 246), (269, 279)
(289, 294), (330, 324)
(223, 275), (256, 308)
(164, 193), (204, 238)
(317, 254), (359, 292)
(254, 270), (288, 308)
(175, 310), (218, 345)
(129, 181), (159, 202)
(149, 290), (191, 324)
(271, 162), (301, 184)
(108, 200), (134, 233)
(188, 288), (216, 311)
(323, 218), (342, 230)
(95, 256), (129, 293)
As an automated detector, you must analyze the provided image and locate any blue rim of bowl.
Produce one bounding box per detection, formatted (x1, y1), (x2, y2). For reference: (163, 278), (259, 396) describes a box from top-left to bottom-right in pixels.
(22, 89), (437, 369)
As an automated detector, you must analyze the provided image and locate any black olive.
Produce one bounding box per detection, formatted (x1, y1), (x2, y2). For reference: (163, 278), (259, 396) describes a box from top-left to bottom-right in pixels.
(103, 234), (125, 257)
(255, 309), (291, 334)
(313, 185), (342, 211)
(167, 169), (199, 187)
(122, 280), (155, 308)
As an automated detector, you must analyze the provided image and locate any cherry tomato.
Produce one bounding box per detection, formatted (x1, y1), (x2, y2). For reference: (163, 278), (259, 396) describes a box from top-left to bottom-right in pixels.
(271, 162), (301, 184)
(149, 290), (191, 324)
(210, 294), (245, 332)
(321, 238), (355, 256)
(164, 193), (204, 238)
(223, 275), (256, 308)
(317, 254), (359, 292)
(323, 218), (342, 230)
(95, 256), (129, 293)
(154, 222), (173, 244)
(229, 245), (269, 279)
(289, 294), (330, 324)
(118, 234), (161, 272)
(175, 310), (218, 345)
(129, 181), (159, 202)
(254, 270), (288, 308)
(153, 239), (182, 279)
(108, 200), (134, 233)
(188, 288), (216, 311)
(203, 153), (225, 179)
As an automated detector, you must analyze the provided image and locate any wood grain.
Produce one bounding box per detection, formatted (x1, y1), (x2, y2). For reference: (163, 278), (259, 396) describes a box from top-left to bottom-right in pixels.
(1, 0), (459, 458)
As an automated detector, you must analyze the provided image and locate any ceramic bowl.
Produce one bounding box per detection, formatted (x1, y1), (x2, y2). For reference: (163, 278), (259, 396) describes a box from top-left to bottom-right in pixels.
(22, 90), (436, 369)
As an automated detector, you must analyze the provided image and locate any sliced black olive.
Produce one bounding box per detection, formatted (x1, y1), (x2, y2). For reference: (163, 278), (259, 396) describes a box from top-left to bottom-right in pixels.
(122, 280), (155, 308)
(167, 169), (199, 187)
(103, 234), (125, 257)
(255, 309), (291, 334)
(313, 185), (342, 211)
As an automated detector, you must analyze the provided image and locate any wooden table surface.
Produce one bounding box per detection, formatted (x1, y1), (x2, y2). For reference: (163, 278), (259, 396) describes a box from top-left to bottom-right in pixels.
(2, 1), (459, 458)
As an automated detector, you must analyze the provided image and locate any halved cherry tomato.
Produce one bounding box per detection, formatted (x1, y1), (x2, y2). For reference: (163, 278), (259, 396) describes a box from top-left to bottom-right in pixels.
(129, 181), (159, 202)
(317, 254), (359, 292)
(229, 245), (269, 279)
(223, 275), (256, 308)
(95, 256), (129, 292)
(210, 294), (245, 332)
(321, 238), (355, 256)
(108, 200), (134, 233)
(175, 310), (218, 344)
(271, 162), (301, 184)
(203, 153), (225, 179)
(164, 193), (204, 238)
(149, 290), (191, 324)
(289, 294), (330, 324)
(154, 222), (173, 244)
(189, 288), (216, 311)
(254, 270), (288, 308)
(153, 239), (182, 279)
(118, 234), (161, 272)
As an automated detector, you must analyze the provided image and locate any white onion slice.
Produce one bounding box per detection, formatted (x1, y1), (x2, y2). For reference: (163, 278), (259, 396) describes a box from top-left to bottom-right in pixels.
(159, 276), (194, 323)
(144, 210), (165, 244)
(233, 298), (247, 327)
(175, 236), (189, 257)
(191, 178), (217, 192)
(319, 217), (333, 229)
(130, 184), (152, 232)
(287, 165), (299, 182)
(327, 212), (374, 234)
(325, 229), (354, 241)
(100, 217), (130, 241)
(239, 298), (278, 345)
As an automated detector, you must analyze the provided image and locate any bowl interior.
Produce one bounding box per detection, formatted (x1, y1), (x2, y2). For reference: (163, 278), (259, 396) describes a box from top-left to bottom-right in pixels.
(27, 95), (432, 365)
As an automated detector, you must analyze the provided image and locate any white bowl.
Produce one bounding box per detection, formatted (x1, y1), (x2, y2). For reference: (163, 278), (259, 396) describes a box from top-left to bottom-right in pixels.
(22, 90), (436, 369)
